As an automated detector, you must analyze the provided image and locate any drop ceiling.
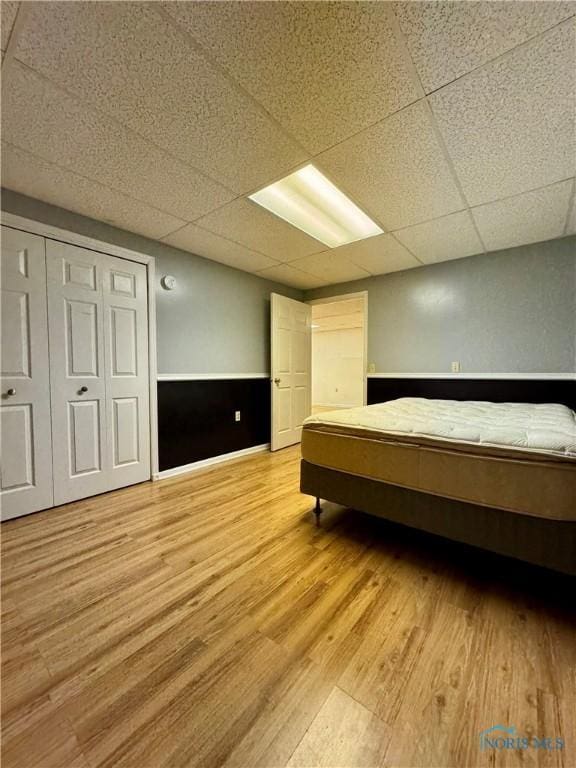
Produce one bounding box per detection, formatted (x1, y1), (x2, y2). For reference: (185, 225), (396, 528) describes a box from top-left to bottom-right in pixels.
(1, 1), (574, 289)
(312, 298), (365, 333)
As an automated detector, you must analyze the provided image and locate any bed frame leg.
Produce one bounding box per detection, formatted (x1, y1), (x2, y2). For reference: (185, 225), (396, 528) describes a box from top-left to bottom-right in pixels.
(314, 497), (322, 527)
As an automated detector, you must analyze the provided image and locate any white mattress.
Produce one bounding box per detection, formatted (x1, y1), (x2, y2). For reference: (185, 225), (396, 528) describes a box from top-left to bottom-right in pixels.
(304, 398), (576, 459)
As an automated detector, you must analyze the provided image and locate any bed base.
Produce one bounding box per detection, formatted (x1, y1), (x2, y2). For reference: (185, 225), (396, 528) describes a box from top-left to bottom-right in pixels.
(301, 460), (576, 576)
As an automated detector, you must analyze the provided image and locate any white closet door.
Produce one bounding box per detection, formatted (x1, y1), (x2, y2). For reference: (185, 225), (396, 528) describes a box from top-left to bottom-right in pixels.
(46, 240), (151, 505)
(1, 226), (54, 520)
(47, 241), (109, 505)
(102, 253), (150, 491)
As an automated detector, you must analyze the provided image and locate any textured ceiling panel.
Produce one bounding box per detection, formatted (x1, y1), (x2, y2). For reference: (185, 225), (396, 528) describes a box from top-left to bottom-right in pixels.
(312, 304), (365, 332)
(12, 1), (307, 193)
(394, 211), (484, 264)
(163, 0), (422, 155)
(316, 100), (464, 230)
(194, 197), (323, 262)
(2, 1), (575, 288)
(395, 1), (575, 93)
(255, 263), (329, 289)
(0, 1), (18, 51)
(1, 62), (235, 222)
(471, 180), (573, 252)
(162, 224), (279, 273)
(313, 298), (365, 318)
(289, 251), (371, 284)
(321, 233), (420, 275)
(430, 21), (576, 206)
(2, 142), (185, 240)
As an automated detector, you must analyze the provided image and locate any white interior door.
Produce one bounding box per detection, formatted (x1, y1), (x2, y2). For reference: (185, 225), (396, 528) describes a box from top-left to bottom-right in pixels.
(1, 226), (54, 520)
(47, 241), (109, 505)
(271, 293), (311, 451)
(102, 252), (150, 491)
(46, 240), (150, 505)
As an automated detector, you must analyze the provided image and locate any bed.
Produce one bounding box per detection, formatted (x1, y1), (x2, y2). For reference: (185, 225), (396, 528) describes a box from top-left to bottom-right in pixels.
(300, 398), (576, 575)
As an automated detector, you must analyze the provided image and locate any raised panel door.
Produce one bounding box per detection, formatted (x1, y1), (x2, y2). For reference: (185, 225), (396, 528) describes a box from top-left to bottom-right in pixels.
(0, 226), (53, 519)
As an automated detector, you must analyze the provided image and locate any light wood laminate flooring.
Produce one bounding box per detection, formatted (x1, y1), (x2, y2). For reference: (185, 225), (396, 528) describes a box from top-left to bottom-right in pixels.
(2, 446), (575, 768)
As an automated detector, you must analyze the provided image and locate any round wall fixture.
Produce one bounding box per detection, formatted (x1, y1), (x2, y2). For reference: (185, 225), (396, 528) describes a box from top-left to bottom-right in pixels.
(161, 275), (177, 291)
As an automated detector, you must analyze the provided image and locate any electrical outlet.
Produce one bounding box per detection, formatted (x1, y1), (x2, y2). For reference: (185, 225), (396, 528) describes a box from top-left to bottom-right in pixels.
(368, 362), (376, 374)
(451, 361), (461, 373)
(235, 411), (241, 422)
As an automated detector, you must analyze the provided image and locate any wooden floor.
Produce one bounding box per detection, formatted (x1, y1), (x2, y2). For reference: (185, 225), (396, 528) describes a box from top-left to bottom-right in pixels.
(1, 446), (575, 768)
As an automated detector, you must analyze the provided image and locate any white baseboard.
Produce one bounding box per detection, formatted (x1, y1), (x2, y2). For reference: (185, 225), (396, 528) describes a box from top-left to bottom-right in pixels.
(367, 372), (575, 380)
(153, 443), (270, 480)
(157, 373), (268, 380)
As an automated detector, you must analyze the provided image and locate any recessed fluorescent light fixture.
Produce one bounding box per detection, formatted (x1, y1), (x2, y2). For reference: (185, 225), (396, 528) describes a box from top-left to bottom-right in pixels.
(248, 164), (383, 248)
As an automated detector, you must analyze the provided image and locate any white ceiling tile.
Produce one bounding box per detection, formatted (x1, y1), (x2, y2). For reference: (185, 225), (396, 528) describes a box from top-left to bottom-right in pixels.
(289, 252), (371, 284)
(393, 211), (484, 264)
(256, 264), (329, 290)
(0, 1), (18, 51)
(430, 21), (576, 206)
(3, 2), (574, 287)
(13, 1), (307, 193)
(162, 224), (279, 273)
(1, 62), (235, 222)
(194, 197), (324, 262)
(162, 1), (422, 154)
(313, 298), (365, 319)
(316, 100), (464, 231)
(394, 1), (575, 93)
(471, 180), (573, 252)
(1, 142), (186, 240)
(323, 233), (420, 275)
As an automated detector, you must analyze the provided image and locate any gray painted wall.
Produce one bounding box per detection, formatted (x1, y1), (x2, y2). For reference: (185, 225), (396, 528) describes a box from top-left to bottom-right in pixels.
(1, 189), (302, 374)
(306, 238), (576, 374)
(3, 190), (574, 375)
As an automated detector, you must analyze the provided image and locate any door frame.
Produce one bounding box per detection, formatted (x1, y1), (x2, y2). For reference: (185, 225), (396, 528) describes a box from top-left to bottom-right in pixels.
(307, 291), (368, 407)
(0, 212), (159, 478)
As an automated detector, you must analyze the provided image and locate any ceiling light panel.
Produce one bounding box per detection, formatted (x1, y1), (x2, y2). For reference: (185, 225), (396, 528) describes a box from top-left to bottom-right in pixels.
(249, 165), (383, 248)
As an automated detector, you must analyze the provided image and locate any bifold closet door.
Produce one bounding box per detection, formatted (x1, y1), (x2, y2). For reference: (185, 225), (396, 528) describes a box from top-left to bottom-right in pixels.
(1, 227), (54, 520)
(101, 251), (150, 493)
(46, 241), (150, 506)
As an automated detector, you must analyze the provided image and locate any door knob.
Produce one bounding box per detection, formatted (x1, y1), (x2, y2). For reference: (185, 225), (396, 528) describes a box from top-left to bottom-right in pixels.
(6, 388), (16, 396)
(274, 378), (281, 385)
(79, 386), (88, 394)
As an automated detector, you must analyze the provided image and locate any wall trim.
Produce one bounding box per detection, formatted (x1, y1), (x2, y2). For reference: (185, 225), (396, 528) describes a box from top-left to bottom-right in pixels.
(1, 212), (153, 265)
(307, 290), (369, 305)
(153, 443), (269, 480)
(368, 372), (575, 381)
(157, 373), (269, 381)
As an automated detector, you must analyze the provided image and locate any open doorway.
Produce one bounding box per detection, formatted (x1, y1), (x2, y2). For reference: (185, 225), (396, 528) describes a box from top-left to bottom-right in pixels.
(309, 292), (367, 415)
